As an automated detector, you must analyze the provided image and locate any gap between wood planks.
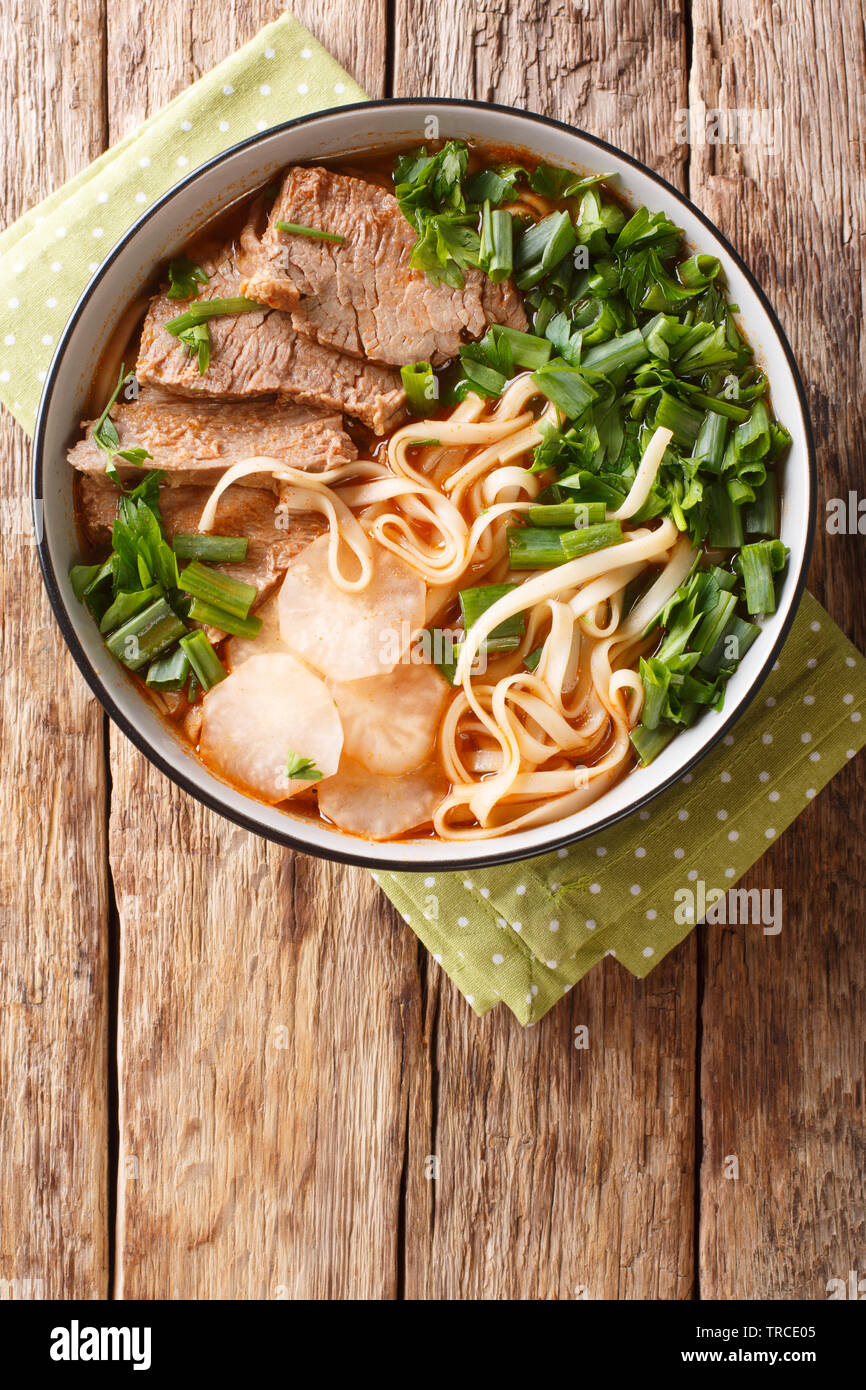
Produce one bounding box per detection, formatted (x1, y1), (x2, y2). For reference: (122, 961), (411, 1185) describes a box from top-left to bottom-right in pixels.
(681, 2), (703, 1307)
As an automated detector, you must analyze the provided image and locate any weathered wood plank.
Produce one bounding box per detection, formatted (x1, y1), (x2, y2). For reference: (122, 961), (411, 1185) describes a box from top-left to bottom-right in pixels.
(394, 0), (697, 1300)
(0, 0), (109, 1301)
(107, 0), (426, 1300)
(690, 0), (866, 1298)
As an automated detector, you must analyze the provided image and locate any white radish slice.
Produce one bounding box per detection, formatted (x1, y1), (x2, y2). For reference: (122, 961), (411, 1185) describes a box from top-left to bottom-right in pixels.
(226, 594), (287, 670)
(318, 757), (446, 840)
(200, 653), (342, 804)
(330, 661), (450, 776)
(277, 533), (425, 681)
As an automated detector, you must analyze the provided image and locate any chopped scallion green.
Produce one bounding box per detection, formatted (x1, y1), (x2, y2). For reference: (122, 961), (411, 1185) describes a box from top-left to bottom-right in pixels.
(401, 360), (440, 415)
(104, 598), (187, 671)
(735, 539), (788, 615)
(188, 598), (263, 640)
(172, 533), (249, 562)
(478, 201), (514, 283)
(179, 629), (227, 692)
(275, 221), (346, 244)
(560, 520), (624, 559)
(178, 561), (257, 619)
(146, 647), (191, 691)
(164, 297), (262, 335)
(459, 584), (525, 642)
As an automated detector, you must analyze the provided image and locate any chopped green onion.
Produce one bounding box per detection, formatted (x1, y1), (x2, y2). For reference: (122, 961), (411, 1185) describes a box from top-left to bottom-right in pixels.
(99, 584), (162, 635)
(478, 201), (514, 283)
(581, 328), (650, 374)
(689, 390), (750, 423)
(630, 721), (678, 765)
(707, 479), (745, 549)
(179, 630), (227, 692)
(401, 360), (440, 415)
(506, 527), (568, 569)
(459, 584), (525, 643)
(104, 598), (187, 671)
(560, 520), (624, 559)
(691, 589), (739, 658)
(653, 391), (704, 449)
(744, 474), (778, 536)
(735, 539), (789, 615)
(524, 647), (544, 672)
(275, 221), (346, 244)
(164, 297), (262, 335)
(692, 410), (728, 473)
(527, 500), (607, 528)
(178, 561), (257, 619)
(146, 647), (191, 691)
(733, 400), (771, 461)
(637, 657), (671, 730)
(698, 614), (760, 677)
(172, 533), (249, 562)
(532, 294), (557, 337)
(188, 598), (263, 640)
(514, 210), (577, 288)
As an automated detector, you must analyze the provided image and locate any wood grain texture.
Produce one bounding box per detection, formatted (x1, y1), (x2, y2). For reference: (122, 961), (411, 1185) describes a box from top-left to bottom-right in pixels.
(105, 0), (425, 1300)
(689, 0), (866, 1299)
(393, 0), (689, 186)
(0, 0), (109, 1300)
(394, 0), (698, 1300)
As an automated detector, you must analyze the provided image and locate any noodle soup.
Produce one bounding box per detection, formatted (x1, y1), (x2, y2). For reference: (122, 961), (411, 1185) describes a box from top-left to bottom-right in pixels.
(67, 140), (790, 843)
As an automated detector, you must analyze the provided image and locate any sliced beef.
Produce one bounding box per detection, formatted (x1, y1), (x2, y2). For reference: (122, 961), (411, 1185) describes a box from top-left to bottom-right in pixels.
(239, 166), (528, 367)
(77, 473), (325, 607)
(68, 390), (355, 489)
(136, 240), (406, 434)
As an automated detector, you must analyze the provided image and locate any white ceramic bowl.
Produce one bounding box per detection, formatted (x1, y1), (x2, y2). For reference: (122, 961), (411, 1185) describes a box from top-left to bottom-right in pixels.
(33, 99), (816, 870)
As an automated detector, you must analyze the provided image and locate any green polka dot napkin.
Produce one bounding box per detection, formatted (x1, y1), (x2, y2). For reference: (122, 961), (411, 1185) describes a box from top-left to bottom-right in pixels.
(1, 13), (864, 1024)
(0, 13), (364, 431)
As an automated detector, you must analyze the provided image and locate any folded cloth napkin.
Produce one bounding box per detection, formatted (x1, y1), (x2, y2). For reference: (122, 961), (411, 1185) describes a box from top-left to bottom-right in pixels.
(2, 12), (864, 1024)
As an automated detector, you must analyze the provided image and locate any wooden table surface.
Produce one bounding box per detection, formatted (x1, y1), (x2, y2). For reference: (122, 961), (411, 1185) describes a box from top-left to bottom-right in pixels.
(1, 0), (863, 1301)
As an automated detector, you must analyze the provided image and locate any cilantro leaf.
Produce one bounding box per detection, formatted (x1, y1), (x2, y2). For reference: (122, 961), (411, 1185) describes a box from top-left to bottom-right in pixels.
(167, 256), (210, 300)
(285, 750), (324, 782)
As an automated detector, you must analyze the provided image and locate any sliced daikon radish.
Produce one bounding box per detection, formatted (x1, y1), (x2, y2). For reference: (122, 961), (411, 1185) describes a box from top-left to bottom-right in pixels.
(277, 533), (425, 681)
(318, 757), (446, 840)
(330, 661), (450, 776)
(226, 594), (287, 670)
(200, 652), (342, 804)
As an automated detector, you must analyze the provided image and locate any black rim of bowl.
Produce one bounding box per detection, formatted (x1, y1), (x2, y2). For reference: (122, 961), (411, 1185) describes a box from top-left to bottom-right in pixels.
(32, 97), (817, 874)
